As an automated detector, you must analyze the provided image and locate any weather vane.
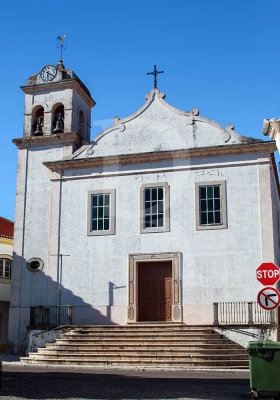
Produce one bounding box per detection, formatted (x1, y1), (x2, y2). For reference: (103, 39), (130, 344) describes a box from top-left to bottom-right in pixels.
(147, 65), (164, 89)
(57, 34), (66, 62)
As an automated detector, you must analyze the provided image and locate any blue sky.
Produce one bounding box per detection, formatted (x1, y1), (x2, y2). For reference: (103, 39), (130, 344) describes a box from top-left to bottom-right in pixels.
(1, 0), (280, 220)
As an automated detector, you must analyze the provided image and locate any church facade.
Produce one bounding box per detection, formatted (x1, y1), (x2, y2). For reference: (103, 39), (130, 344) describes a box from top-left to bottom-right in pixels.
(8, 61), (280, 353)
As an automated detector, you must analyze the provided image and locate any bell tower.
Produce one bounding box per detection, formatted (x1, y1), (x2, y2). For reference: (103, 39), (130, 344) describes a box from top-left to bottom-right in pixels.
(9, 58), (96, 354)
(17, 59), (95, 147)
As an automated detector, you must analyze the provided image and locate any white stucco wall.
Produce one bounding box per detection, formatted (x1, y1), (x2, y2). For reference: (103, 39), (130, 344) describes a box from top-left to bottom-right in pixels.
(18, 146), (64, 307)
(0, 241), (13, 256)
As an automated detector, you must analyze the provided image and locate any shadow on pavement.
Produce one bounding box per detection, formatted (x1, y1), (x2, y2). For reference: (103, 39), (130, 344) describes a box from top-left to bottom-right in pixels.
(0, 370), (251, 399)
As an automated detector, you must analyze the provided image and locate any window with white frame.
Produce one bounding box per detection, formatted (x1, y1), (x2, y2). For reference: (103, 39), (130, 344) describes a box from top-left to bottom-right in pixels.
(87, 189), (115, 236)
(140, 183), (169, 233)
(195, 181), (227, 230)
(0, 258), (11, 279)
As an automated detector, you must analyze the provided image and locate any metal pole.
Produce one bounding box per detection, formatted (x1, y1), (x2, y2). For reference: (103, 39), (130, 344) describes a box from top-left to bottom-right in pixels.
(51, 253), (70, 325)
(58, 254), (63, 308)
(58, 254), (62, 325)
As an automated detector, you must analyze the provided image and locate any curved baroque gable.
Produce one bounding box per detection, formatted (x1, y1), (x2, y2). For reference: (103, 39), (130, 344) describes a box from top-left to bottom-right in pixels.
(73, 89), (262, 160)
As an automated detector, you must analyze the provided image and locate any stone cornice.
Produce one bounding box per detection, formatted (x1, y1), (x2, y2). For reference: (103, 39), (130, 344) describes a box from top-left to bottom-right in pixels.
(43, 141), (276, 172)
(13, 132), (83, 149)
(21, 80), (96, 108)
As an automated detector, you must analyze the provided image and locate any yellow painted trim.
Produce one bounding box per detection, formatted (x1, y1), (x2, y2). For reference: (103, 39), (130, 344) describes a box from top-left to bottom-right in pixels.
(0, 344), (8, 351)
(0, 238), (13, 245)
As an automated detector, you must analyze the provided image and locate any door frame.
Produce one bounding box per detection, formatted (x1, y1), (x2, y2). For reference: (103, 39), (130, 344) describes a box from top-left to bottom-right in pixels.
(127, 252), (182, 323)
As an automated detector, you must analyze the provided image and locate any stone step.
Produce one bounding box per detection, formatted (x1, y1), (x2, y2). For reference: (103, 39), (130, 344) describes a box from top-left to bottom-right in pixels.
(54, 338), (231, 345)
(70, 324), (205, 328)
(63, 332), (220, 338)
(43, 344), (242, 351)
(20, 357), (249, 367)
(66, 328), (214, 334)
(31, 351), (248, 359)
(45, 342), (240, 349)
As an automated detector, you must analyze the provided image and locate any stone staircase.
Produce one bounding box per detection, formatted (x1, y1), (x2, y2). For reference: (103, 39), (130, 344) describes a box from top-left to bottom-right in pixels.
(21, 324), (249, 369)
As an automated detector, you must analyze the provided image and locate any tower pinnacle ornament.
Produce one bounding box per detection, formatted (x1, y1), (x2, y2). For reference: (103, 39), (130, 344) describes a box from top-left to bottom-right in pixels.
(57, 34), (66, 70)
(147, 65), (164, 89)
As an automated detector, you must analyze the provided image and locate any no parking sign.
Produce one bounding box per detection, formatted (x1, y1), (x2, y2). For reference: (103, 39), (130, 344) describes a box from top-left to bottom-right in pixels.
(257, 287), (280, 310)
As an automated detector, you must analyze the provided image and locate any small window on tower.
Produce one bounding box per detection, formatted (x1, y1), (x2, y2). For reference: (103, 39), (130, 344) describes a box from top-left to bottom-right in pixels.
(32, 107), (44, 136)
(52, 104), (64, 133)
(79, 110), (85, 137)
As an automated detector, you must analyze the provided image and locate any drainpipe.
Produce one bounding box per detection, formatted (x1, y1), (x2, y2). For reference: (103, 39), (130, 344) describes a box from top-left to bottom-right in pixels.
(57, 171), (64, 305)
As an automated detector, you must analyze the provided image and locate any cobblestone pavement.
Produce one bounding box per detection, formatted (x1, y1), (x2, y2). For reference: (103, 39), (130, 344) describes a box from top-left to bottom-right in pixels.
(0, 362), (251, 400)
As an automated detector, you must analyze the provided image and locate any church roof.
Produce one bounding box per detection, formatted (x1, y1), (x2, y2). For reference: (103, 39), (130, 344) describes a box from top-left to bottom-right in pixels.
(0, 217), (14, 239)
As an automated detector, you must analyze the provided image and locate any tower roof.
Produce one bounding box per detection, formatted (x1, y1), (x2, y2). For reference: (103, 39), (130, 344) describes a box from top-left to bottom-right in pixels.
(22, 65), (94, 105)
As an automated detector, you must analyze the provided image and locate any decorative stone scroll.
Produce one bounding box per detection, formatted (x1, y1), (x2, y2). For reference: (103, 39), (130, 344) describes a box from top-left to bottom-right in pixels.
(222, 124), (234, 143)
(127, 252), (182, 323)
(113, 116), (125, 132)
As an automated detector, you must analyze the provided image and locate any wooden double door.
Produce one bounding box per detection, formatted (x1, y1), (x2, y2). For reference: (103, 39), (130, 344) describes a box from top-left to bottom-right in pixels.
(138, 261), (172, 321)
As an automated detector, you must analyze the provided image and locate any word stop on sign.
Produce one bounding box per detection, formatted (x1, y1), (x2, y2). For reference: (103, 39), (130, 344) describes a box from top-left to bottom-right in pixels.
(256, 270), (280, 279)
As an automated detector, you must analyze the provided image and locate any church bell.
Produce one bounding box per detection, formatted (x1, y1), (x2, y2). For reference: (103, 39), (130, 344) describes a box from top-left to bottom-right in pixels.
(53, 113), (64, 133)
(34, 117), (43, 136)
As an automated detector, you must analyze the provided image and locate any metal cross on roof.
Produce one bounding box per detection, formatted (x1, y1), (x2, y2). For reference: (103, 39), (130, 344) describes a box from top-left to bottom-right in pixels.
(147, 65), (164, 89)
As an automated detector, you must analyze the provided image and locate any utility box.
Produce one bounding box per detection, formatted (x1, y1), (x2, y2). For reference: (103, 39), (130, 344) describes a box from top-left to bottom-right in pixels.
(248, 341), (280, 399)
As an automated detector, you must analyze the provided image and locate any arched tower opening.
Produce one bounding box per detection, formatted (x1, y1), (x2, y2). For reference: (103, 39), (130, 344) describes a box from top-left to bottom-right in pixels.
(32, 106), (44, 136)
(52, 103), (65, 134)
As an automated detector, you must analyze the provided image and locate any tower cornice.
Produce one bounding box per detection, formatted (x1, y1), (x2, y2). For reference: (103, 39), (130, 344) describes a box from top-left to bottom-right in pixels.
(21, 80), (95, 108)
(13, 132), (83, 149)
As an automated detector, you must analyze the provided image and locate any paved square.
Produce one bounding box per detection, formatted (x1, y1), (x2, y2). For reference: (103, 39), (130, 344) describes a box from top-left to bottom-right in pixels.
(0, 362), (251, 400)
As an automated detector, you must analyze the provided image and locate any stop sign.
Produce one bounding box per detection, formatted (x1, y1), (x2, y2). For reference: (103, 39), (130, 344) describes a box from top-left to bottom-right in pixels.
(256, 263), (280, 286)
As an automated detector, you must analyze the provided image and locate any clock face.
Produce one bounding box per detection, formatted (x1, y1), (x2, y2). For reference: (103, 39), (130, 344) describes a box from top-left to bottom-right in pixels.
(40, 65), (57, 82)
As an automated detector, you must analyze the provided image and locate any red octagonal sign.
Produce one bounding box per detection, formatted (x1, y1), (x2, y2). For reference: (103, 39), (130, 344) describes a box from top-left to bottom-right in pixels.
(256, 263), (280, 286)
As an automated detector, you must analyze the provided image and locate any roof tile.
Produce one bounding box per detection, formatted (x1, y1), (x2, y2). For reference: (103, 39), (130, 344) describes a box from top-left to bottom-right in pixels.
(0, 217), (14, 239)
